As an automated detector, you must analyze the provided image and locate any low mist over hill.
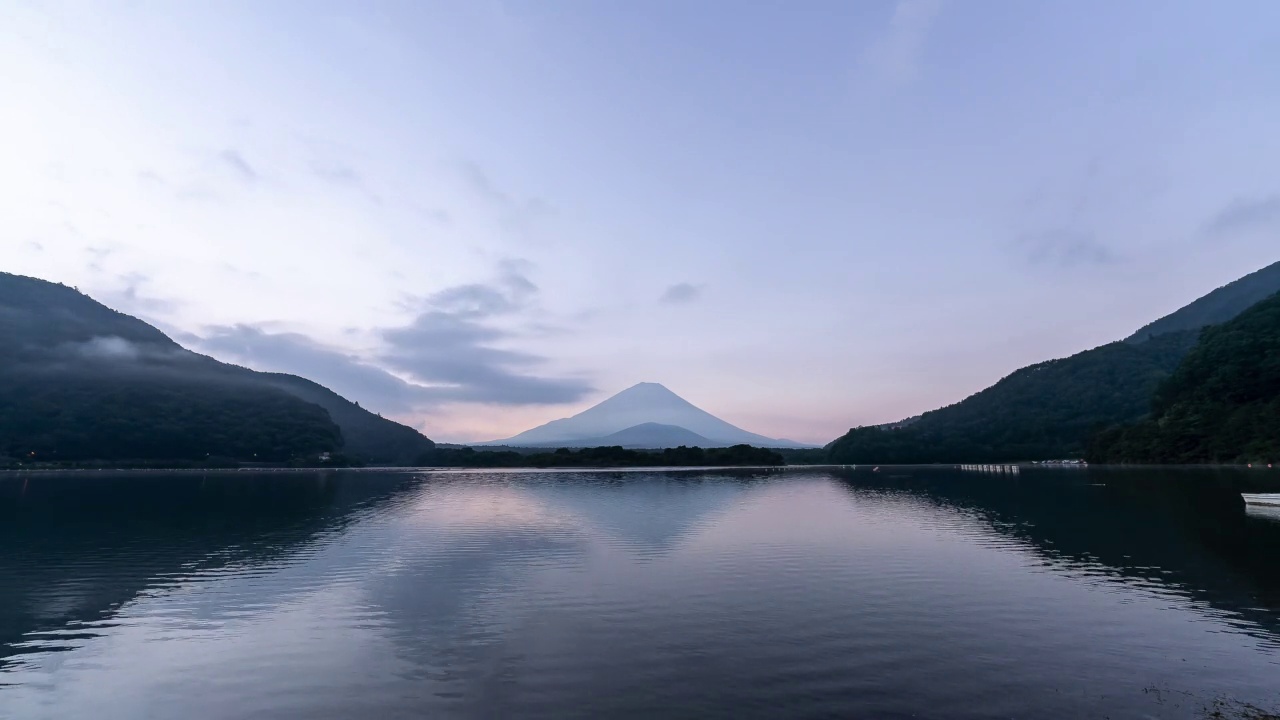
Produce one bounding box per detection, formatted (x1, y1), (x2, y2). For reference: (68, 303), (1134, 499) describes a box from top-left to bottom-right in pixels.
(0, 273), (434, 465)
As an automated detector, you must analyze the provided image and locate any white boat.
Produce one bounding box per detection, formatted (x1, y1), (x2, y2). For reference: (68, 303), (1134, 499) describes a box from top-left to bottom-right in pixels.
(1241, 493), (1280, 507)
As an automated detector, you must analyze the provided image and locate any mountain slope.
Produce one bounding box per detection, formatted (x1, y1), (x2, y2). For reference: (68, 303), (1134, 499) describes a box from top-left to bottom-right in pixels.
(828, 259), (1280, 463)
(0, 272), (177, 353)
(1126, 260), (1280, 343)
(515, 422), (720, 449)
(0, 366), (341, 462)
(251, 372), (434, 465)
(1090, 291), (1280, 463)
(0, 273), (434, 464)
(828, 330), (1199, 463)
(487, 382), (809, 448)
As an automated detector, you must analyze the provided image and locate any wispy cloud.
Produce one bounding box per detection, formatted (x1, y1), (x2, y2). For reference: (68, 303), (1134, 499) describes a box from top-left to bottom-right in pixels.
(85, 245), (116, 273)
(421, 207), (452, 225)
(312, 162), (361, 186)
(1202, 194), (1280, 237)
(460, 161), (554, 236)
(659, 282), (705, 305)
(863, 0), (945, 85)
(198, 260), (592, 412)
(198, 325), (428, 414)
(1017, 229), (1118, 268)
(136, 169), (166, 186)
(94, 272), (182, 317)
(219, 149), (259, 182)
(381, 260), (593, 405)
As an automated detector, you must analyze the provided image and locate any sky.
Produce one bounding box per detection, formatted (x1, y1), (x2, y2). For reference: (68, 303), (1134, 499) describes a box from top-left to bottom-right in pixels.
(2, 0), (1279, 444)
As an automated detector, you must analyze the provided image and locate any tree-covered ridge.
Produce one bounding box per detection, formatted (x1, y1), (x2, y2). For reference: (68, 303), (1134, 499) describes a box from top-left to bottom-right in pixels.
(420, 444), (785, 468)
(1090, 292), (1280, 464)
(828, 330), (1199, 464)
(1125, 260), (1280, 344)
(0, 272), (433, 465)
(0, 273), (177, 357)
(244, 372), (435, 465)
(0, 367), (340, 462)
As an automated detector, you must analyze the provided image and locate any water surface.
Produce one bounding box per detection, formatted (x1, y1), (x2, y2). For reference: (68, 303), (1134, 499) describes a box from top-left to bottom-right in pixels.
(2, 467), (1279, 719)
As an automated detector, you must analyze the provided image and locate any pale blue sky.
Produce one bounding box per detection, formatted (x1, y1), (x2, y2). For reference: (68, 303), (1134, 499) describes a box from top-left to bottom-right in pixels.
(3, 0), (1278, 443)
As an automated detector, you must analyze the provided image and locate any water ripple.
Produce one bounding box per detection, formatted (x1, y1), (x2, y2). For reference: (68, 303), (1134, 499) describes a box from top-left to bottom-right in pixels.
(1, 469), (1278, 719)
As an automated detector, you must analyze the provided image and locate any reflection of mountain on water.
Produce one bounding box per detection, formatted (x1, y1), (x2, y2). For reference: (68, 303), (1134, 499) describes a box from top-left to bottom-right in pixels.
(361, 471), (764, 690)
(525, 471), (763, 553)
(0, 471), (420, 668)
(366, 471), (752, 645)
(835, 468), (1280, 644)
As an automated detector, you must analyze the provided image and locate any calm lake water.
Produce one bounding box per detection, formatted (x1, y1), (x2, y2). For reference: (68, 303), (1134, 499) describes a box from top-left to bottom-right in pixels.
(2, 467), (1279, 719)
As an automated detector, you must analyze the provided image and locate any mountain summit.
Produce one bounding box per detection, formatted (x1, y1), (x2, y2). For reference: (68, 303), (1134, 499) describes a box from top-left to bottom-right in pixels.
(485, 382), (810, 448)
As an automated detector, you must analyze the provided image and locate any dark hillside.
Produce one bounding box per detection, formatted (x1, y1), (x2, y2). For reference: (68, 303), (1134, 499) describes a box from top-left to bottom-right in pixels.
(0, 272), (432, 465)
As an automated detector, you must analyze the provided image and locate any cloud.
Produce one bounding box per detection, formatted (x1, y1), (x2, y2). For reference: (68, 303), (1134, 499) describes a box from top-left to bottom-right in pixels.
(219, 149), (259, 182)
(220, 263), (265, 281)
(460, 161), (554, 235)
(422, 208), (452, 225)
(1017, 229), (1118, 267)
(863, 0), (944, 85)
(197, 324), (428, 414)
(197, 261), (592, 412)
(1202, 195), (1280, 237)
(382, 313), (592, 405)
(56, 335), (186, 363)
(380, 260), (593, 405)
(85, 245), (115, 273)
(90, 272), (182, 319)
(137, 170), (166, 186)
(70, 336), (143, 360)
(659, 282), (705, 305)
(26, 241), (43, 252)
(312, 162), (361, 186)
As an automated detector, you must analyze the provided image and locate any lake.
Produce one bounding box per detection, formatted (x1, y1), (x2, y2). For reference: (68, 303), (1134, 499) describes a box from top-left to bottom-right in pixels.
(2, 467), (1279, 719)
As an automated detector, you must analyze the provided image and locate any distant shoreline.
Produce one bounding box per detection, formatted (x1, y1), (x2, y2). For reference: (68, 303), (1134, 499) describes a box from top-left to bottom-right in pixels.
(0, 464), (824, 476)
(3, 463), (1277, 478)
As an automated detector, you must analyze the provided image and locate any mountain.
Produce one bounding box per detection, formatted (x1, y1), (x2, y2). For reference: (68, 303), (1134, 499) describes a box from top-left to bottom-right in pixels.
(829, 259), (1280, 464)
(485, 382), (812, 448)
(1126, 260), (1280, 343)
(0, 272), (434, 465)
(244, 372), (435, 465)
(515, 422), (720, 449)
(828, 330), (1199, 464)
(1090, 291), (1280, 463)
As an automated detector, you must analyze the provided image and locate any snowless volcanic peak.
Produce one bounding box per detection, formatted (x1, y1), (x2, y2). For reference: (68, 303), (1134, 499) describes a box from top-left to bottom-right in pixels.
(485, 382), (812, 449)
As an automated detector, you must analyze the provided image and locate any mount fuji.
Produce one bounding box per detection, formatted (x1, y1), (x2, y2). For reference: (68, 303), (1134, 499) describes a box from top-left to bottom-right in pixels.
(482, 382), (813, 449)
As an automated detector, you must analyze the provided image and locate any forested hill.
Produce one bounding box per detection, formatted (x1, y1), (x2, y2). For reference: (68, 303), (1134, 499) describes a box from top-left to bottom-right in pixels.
(0, 273), (177, 356)
(0, 273), (434, 465)
(827, 330), (1198, 464)
(1090, 292), (1280, 464)
(827, 259), (1280, 464)
(1126, 260), (1280, 344)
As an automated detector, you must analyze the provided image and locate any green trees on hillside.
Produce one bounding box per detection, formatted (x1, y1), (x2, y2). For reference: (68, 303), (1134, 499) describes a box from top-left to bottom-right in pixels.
(828, 331), (1198, 464)
(1090, 292), (1280, 464)
(0, 371), (341, 462)
(0, 271), (434, 466)
(418, 444), (785, 468)
(1125, 260), (1280, 343)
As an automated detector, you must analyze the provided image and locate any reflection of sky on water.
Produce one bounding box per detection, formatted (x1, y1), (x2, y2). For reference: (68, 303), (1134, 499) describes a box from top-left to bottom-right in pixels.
(1246, 504), (1280, 523)
(3, 469), (1280, 719)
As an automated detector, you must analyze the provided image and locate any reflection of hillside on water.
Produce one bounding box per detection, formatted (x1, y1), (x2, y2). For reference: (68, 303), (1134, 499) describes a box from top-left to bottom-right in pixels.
(835, 467), (1280, 646)
(0, 471), (422, 668)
